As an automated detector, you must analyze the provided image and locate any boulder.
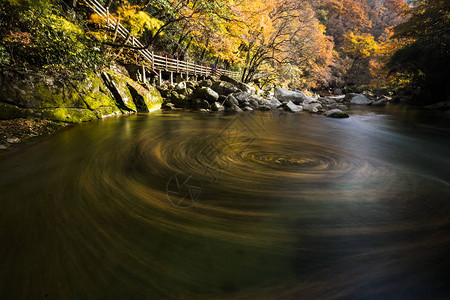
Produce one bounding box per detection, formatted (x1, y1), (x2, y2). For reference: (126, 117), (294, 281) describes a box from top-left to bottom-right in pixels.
(219, 75), (256, 95)
(199, 79), (213, 88)
(263, 98), (282, 109)
(211, 81), (241, 96)
(248, 98), (259, 108)
(348, 94), (373, 105)
(233, 91), (250, 104)
(224, 95), (239, 107)
(324, 109), (349, 118)
(329, 103), (338, 109)
(195, 87), (219, 104)
(372, 97), (388, 106)
(249, 95), (264, 104)
(329, 95), (346, 102)
(102, 72), (137, 111)
(284, 101), (303, 112)
(303, 103), (322, 112)
(211, 102), (225, 112)
(126, 81), (163, 112)
(161, 102), (176, 111)
(190, 99), (210, 110)
(243, 106), (254, 111)
(337, 104), (348, 110)
(226, 104), (243, 112)
(274, 87), (310, 104)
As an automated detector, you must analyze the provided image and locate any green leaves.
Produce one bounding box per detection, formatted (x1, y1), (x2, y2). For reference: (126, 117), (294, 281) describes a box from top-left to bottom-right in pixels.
(0, 0), (107, 78)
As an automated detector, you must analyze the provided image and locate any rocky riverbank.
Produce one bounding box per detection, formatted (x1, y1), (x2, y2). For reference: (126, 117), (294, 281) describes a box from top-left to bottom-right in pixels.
(0, 118), (68, 150)
(158, 75), (391, 118)
(0, 68), (395, 150)
(0, 66), (163, 123)
(0, 66), (164, 150)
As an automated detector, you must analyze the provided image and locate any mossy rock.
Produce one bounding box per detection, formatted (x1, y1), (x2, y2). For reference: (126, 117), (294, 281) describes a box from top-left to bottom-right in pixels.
(102, 70), (162, 112)
(0, 71), (87, 109)
(79, 72), (121, 112)
(126, 79), (163, 112)
(102, 71), (137, 112)
(41, 108), (98, 123)
(0, 103), (32, 119)
(93, 106), (121, 119)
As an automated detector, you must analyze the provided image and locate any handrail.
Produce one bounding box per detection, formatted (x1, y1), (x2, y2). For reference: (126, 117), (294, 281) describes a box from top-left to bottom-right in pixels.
(79, 0), (241, 80)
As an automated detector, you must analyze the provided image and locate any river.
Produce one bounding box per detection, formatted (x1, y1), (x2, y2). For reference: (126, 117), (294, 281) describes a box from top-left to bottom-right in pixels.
(0, 105), (449, 299)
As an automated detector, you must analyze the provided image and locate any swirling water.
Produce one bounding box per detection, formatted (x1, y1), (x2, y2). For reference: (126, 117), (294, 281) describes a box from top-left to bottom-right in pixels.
(0, 105), (449, 299)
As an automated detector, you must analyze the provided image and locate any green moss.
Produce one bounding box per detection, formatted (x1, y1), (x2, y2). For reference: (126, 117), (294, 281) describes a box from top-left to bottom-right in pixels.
(41, 108), (98, 123)
(94, 106), (121, 119)
(0, 102), (31, 119)
(104, 70), (162, 112)
(103, 71), (137, 111)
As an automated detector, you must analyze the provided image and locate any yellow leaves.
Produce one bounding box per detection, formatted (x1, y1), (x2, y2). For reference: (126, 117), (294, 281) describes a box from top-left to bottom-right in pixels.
(343, 32), (379, 59)
(117, 4), (163, 37)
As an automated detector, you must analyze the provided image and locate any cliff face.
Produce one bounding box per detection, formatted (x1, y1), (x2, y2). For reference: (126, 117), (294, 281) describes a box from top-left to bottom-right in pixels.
(0, 69), (163, 123)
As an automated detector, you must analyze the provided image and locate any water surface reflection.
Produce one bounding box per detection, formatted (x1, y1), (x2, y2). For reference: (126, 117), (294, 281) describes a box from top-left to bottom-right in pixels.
(0, 105), (449, 299)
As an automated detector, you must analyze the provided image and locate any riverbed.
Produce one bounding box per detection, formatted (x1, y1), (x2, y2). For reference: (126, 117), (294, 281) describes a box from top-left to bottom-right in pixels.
(1, 105), (449, 299)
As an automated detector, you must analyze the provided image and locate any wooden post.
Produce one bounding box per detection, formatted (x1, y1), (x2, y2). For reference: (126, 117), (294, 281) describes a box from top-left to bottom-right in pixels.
(142, 65), (146, 84)
(151, 51), (154, 69)
(165, 56), (168, 70)
(159, 70), (162, 86)
(170, 72), (173, 85)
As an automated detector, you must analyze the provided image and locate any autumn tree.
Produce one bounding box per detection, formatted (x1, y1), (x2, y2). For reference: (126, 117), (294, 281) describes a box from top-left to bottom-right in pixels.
(389, 0), (450, 102)
(236, 0), (333, 86)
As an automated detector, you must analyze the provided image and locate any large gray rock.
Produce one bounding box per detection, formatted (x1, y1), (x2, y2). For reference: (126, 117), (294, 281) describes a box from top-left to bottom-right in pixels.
(303, 103), (322, 112)
(348, 94), (373, 105)
(274, 87), (311, 104)
(219, 75), (256, 95)
(265, 98), (282, 109)
(211, 81), (241, 96)
(345, 93), (359, 101)
(285, 101), (303, 112)
(233, 91), (250, 104)
(329, 95), (346, 102)
(372, 97), (388, 106)
(195, 87), (219, 104)
(249, 95), (264, 104)
(190, 98), (210, 110)
(248, 98), (259, 108)
(324, 109), (349, 118)
(224, 95), (239, 107)
(211, 102), (224, 111)
(302, 97), (321, 105)
(226, 104), (243, 112)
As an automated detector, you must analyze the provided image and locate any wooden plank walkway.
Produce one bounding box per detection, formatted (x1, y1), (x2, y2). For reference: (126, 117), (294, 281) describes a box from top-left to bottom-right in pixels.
(79, 0), (241, 82)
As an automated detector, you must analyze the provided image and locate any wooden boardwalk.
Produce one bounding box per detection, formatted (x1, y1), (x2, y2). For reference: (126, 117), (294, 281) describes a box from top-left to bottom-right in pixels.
(79, 0), (241, 83)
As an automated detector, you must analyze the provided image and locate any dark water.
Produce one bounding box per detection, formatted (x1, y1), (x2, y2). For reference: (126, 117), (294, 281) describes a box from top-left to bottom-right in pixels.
(1, 105), (449, 299)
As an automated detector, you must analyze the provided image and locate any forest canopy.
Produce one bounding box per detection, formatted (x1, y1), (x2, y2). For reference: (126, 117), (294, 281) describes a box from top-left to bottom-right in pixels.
(0, 0), (448, 102)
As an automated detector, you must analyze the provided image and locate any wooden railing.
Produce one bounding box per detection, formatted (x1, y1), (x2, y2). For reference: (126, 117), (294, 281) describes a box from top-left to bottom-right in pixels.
(79, 0), (241, 80)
